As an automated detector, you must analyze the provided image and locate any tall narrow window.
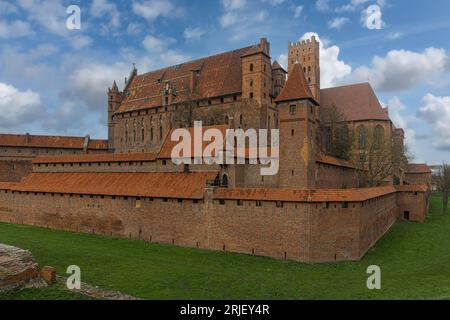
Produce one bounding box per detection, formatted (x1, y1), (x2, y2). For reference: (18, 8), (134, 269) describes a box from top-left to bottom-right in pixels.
(358, 126), (366, 150)
(159, 126), (163, 141)
(373, 125), (384, 150)
(250, 64), (254, 72)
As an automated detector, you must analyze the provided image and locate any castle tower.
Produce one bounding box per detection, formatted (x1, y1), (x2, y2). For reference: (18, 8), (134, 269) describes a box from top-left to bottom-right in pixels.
(241, 38), (272, 106)
(288, 35), (320, 103)
(271, 60), (287, 98)
(107, 80), (122, 151)
(274, 62), (319, 189)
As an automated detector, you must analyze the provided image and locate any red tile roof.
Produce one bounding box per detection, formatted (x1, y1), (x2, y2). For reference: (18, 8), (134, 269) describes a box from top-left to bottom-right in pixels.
(214, 186), (396, 202)
(405, 163), (432, 174)
(320, 83), (390, 122)
(32, 153), (156, 164)
(274, 63), (317, 104)
(396, 184), (428, 192)
(116, 44), (261, 113)
(0, 134), (108, 150)
(9, 172), (218, 199)
(316, 154), (357, 169)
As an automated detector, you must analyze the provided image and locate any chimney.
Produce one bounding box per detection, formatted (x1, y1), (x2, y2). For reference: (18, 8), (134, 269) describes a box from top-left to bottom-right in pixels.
(83, 135), (90, 153)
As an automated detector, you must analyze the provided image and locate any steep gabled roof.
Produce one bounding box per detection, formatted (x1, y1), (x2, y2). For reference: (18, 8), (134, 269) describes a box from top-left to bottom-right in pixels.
(116, 44), (262, 113)
(320, 83), (390, 122)
(272, 60), (286, 72)
(274, 63), (317, 105)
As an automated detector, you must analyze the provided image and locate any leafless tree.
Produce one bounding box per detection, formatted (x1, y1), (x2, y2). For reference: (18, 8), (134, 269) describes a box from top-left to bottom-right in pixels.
(318, 104), (355, 160)
(354, 127), (407, 187)
(436, 163), (450, 213)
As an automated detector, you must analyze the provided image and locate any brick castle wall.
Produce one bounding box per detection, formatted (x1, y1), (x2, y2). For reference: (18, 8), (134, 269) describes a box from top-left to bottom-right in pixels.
(0, 160), (32, 182)
(0, 188), (416, 263)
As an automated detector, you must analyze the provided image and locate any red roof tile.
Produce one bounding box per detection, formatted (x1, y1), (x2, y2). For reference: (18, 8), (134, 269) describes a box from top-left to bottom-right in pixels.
(274, 63), (317, 104)
(214, 186), (396, 202)
(316, 154), (357, 169)
(32, 153), (156, 164)
(11, 172), (218, 199)
(117, 45), (259, 113)
(320, 83), (390, 122)
(405, 163), (432, 174)
(0, 134), (108, 150)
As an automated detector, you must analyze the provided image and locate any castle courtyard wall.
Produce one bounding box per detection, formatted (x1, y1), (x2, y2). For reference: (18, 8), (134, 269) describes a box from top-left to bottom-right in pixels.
(0, 187), (419, 263)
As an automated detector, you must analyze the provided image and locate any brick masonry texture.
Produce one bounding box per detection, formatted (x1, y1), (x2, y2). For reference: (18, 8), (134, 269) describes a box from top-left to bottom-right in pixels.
(0, 186), (427, 263)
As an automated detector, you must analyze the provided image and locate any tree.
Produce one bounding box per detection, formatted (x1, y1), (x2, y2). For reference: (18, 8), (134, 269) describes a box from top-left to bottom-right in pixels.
(318, 104), (355, 161)
(354, 126), (407, 187)
(436, 163), (450, 214)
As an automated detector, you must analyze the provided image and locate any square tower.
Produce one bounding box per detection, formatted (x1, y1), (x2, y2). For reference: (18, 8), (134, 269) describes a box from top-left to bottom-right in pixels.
(288, 35), (320, 103)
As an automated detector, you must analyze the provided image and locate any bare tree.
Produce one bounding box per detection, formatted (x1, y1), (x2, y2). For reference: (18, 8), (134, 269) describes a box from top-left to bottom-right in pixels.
(318, 104), (355, 160)
(354, 127), (407, 187)
(436, 163), (450, 213)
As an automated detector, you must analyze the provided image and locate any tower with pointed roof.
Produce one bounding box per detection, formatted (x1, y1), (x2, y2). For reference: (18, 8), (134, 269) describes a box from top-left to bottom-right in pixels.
(275, 62), (319, 189)
(108, 80), (122, 151)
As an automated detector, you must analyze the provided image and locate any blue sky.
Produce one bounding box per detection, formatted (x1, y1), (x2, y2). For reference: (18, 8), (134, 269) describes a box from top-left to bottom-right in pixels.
(0, 0), (449, 164)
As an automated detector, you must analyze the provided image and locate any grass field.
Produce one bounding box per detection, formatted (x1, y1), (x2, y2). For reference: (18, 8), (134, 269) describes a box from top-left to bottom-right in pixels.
(0, 194), (449, 300)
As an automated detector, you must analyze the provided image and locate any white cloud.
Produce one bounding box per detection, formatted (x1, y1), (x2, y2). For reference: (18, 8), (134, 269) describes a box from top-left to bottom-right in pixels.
(0, 82), (43, 128)
(142, 35), (176, 53)
(66, 62), (130, 111)
(0, 20), (33, 38)
(418, 94), (450, 151)
(222, 0), (247, 11)
(132, 0), (182, 21)
(387, 32), (403, 40)
(300, 32), (352, 88)
(292, 5), (303, 18)
(342, 47), (449, 92)
(16, 0), (69, 37)
(328, 17), (350, 29)
(90, 0), (120, 28)
(385, 96), (415, 146)
(278, 54), (287, 70)
(183, 27), (206, 41)
(0, 1), (18, 14)
(71, 35), (93, 50)
(261, 0), (285, 6)
(316, 0), (330, 12)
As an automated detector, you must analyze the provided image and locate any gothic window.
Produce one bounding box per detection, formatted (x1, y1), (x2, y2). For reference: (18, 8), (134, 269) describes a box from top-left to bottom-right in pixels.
(141, 125), (145, 143)
(221, 174), (229, 187)
(373, 125), (384, 150)
(249, 92), (254, 99)
(150, 127), (153, 142)
(165, 96), (169, 106)
(358, 126), (367, 150)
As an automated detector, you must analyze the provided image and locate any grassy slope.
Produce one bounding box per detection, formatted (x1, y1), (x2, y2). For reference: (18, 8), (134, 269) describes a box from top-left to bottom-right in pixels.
(0, 194), (449, 300)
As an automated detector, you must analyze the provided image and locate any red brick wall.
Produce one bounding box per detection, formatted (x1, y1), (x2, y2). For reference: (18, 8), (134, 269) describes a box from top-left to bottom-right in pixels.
(0, 160), (32, 182)
(0, 188), (413, 263)
(396, 191), (429, 222)
(315, 163), (359, 189)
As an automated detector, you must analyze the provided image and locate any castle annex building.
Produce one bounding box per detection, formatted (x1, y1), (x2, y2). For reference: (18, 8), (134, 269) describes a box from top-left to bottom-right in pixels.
(0, 37), (431, 263)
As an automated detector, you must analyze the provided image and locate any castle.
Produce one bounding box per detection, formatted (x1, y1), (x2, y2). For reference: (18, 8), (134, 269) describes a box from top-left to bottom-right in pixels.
(0, 36), (432, 263)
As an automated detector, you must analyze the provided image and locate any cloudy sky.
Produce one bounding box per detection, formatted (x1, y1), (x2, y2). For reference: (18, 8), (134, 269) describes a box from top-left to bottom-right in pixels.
(0, 0), (449, 164)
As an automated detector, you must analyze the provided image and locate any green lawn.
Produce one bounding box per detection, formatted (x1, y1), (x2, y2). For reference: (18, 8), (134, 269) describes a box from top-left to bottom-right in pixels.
(0, 194), (449, 300)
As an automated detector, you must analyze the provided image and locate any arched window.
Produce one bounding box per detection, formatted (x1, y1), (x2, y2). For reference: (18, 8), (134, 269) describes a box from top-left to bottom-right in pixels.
(358, 126), (366, 150)
(373, 125), (384, 150)
(222, 174), (229, 187)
